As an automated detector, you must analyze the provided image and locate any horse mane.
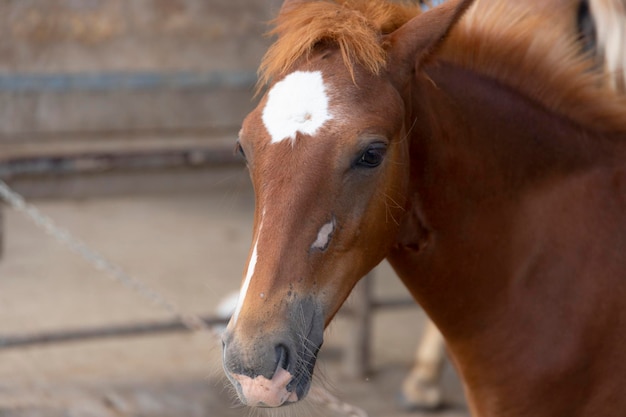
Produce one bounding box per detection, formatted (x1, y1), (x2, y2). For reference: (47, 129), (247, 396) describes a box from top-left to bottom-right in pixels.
(257, 0), (421, 88)
(259, 0), (626, 132)
(438, 0), (626, 132)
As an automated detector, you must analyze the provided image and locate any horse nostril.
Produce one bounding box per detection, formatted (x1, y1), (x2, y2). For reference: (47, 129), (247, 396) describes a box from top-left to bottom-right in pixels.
(275, 344), (290, 371)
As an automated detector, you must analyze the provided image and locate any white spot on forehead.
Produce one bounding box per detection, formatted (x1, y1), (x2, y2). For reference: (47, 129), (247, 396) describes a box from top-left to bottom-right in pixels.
(262, 70), (333, 144)
(311, 218), (335, 251)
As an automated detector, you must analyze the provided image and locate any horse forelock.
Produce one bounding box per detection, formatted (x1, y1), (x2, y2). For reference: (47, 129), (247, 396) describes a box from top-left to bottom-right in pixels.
(257, 0), (421, 90)
(438, 0), (626, 132)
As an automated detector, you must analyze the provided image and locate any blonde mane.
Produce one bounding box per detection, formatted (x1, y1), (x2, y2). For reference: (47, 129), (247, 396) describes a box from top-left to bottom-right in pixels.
(260, 0), (626, 132)
(440, 0), (626, 132)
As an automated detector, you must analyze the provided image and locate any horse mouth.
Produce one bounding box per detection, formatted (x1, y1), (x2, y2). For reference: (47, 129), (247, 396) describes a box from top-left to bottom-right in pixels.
(286, 340), (321, 402)
(230, 340), (321, 408)
(223, 297), (326, 407)
(231, 367), (298, 408)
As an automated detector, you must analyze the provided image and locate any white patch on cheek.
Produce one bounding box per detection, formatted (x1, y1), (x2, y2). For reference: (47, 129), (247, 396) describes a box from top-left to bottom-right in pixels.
(311, 218), (335, 251)
(262, 70), (333, 144)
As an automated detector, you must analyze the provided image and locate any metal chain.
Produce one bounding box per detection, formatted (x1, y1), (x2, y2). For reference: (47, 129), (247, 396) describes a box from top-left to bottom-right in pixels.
(0, 179), (206, 332)
(0, 179), (369, 417)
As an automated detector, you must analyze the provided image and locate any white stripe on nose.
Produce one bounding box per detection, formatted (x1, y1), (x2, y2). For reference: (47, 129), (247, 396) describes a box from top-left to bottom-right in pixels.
(232, 219), (263, 325)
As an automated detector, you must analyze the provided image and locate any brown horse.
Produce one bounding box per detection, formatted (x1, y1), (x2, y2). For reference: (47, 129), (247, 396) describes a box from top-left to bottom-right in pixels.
(221, 0), (626, 415)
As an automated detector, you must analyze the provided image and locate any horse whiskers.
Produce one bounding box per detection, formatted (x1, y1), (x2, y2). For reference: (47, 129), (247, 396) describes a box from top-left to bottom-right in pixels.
(401, 116), (419, 144)
(244, 403), (262, 417)
(380, 191), (405, 226)
(223, 382), (246, 410)
(382, 191), (405, 210)
(262, 398), (315, 417)
(210, 371), (243, 408)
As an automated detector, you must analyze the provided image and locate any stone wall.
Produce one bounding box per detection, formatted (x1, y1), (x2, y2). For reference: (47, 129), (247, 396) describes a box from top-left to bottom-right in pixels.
(0, 0), (281, 152)
(0, 0), (278, 73)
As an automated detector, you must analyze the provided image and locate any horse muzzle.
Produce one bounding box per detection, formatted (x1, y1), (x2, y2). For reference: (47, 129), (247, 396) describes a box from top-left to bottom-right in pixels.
(221, 298), (324, 407)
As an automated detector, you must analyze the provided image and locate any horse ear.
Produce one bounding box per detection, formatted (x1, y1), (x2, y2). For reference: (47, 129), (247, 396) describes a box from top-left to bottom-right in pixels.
(386, 0), (476, 86)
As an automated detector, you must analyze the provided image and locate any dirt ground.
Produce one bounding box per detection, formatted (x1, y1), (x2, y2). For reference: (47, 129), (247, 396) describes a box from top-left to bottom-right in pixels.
(0, 167), (469, 417)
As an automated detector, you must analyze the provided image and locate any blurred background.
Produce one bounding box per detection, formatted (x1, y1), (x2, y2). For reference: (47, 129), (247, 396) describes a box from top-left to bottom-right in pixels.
(0, 1), (465, 416)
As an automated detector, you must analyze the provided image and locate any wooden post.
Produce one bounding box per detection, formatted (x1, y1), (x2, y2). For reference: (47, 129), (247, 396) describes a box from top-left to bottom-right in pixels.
(344, 272), (374, 379)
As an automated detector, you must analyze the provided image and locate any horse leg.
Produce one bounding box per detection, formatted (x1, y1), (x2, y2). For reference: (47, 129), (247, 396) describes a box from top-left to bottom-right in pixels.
(399, 318), (446, 411)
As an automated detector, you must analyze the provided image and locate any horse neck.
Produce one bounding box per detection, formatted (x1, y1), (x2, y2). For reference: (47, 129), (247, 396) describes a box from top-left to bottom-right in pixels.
(399, 62), (610, 331)
(391, 61), (626, 415)
(399, 61), (576, 322)
(403, 59), (624, 319)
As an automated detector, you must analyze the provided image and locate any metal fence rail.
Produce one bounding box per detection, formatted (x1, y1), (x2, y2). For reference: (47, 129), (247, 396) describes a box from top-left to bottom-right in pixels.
(0, 296), (415, 350)
(0, 70), (257, 93)
(0, 316), (227, 349)
(0, 147), (242, 179)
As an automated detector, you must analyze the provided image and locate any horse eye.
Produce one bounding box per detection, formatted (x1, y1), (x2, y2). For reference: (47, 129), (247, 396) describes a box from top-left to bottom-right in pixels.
(234, 141), (247, 161)
(356, 143), (387, 168)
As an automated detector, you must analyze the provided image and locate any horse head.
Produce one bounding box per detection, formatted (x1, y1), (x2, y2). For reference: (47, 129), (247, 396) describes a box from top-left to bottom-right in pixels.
(221, 0), (474, 407)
